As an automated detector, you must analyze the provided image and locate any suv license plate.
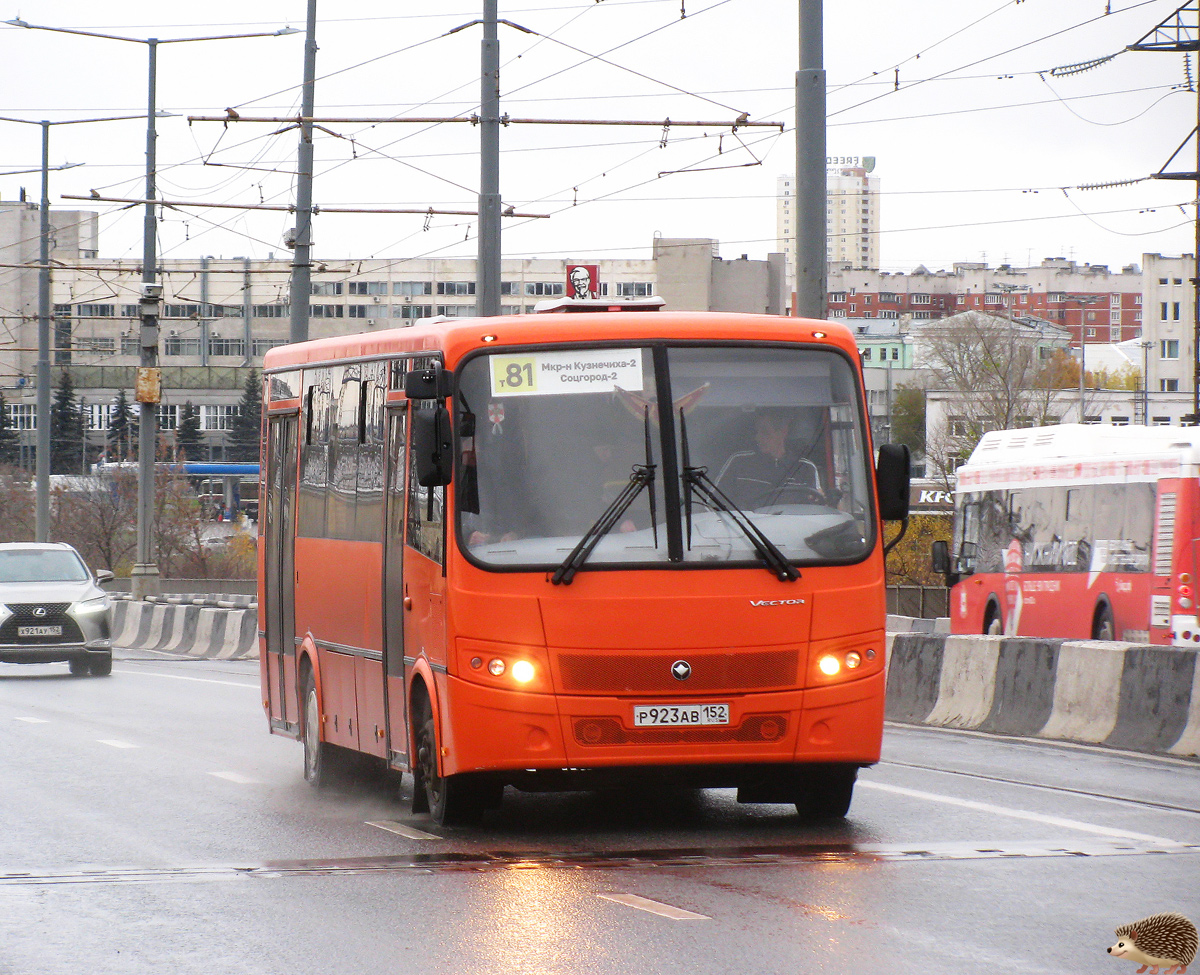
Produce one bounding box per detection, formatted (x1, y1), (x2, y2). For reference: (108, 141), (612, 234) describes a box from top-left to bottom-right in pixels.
(633, 704), (729, 727)
(18, 625), (62, 637)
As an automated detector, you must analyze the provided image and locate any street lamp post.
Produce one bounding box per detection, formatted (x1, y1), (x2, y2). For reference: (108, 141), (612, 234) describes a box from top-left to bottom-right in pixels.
(5, 18), (298, 596)
(1067, 293), (1106, 423)
(0, 113), (136, 541)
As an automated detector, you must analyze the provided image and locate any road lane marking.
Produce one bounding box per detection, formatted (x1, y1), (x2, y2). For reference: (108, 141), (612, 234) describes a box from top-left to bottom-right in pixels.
(367, 821), (441, 841)
(96, 739), (138, 749)
(858, 780), (1184, 845)
(208, 771), (258, 785)
(598, 894), (709, 920)
(13, 717), (49, 723)
(112, 669), (259, 689)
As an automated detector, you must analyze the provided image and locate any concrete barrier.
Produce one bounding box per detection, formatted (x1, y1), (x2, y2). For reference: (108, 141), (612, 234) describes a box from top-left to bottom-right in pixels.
(111, 598), (258, 660)
(886, 632), (1200, 758)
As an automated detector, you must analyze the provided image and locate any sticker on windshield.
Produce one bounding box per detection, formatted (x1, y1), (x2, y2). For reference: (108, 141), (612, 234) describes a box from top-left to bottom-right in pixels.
(489, 349), (644, 397)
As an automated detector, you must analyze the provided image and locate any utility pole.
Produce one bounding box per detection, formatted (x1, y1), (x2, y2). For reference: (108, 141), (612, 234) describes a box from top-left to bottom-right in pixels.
(794, 0), (827, 319)
(36, 121), (50, 540)
(478, 0), (501, 318)
(1128, 2), (1200, 419)
(289, 0), (318, 344)
(133, 36), (162, 599)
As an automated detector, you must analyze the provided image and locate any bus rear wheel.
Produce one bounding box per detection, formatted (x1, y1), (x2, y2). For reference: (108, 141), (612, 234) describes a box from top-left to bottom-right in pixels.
(795, 764), (857, 820)
(413, 711), (499, 826)
(302, 672), (352, 789)
(1092, 603), (1115, 641)
(983, 601), (1003, 636)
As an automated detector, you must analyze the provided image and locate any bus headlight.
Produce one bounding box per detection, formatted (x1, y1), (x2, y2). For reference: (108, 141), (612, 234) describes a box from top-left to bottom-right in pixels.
(511, 660), (535, 683)
(818, 655), (841, 676)
(488, 658), (506, 676)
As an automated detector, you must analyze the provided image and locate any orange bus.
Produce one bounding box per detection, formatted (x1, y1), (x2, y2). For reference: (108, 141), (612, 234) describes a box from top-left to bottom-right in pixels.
(258, 302), (910, 824)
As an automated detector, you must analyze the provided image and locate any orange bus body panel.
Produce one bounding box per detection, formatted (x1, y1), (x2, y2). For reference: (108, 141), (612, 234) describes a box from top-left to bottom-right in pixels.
(260, 310), (889, 794)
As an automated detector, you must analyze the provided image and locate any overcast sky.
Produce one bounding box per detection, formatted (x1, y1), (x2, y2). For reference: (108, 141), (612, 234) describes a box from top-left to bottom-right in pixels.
(0, 0), (1192, 275)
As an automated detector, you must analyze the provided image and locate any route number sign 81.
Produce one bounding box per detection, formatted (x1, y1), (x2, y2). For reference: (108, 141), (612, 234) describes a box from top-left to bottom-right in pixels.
(492, 356), (537, 393)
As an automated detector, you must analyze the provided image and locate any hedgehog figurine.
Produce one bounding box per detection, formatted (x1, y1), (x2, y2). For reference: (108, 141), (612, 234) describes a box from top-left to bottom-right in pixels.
(1107, 912), (1198, 974)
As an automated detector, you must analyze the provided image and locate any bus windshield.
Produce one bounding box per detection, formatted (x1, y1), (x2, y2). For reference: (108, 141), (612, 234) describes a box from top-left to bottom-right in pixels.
(456, 344), (873, 570)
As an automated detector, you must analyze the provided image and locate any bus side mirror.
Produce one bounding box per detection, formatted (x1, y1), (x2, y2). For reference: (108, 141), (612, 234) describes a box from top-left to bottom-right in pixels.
(875, 443), (910, 521)
(412, 406), (453, 487)
(931, 540), (949, 574)
(405, 365), (453, 400)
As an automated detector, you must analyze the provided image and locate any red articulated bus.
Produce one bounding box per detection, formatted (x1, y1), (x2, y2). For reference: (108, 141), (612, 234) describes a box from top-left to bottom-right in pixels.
(936, 423), (1200, 645)
(258, 301), (910, 824)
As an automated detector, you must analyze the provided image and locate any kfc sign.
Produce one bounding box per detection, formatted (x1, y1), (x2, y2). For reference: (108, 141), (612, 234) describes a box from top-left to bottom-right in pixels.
(567, 264), (599, 299)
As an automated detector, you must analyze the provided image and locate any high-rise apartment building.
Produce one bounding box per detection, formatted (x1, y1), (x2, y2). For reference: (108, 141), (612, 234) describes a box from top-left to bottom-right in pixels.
(777, 160), (881, 288)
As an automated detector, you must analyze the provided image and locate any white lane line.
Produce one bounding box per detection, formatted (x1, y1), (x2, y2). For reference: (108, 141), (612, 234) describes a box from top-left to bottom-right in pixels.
(858, 780), (1184, 845)
(112, 669), (259, 690)
(96, 739), (138, 749)
(598, 894), (709, 920)
(208, 771), (259, 785)
(367, 821), (441, 841)
(13, 717), (49, 724)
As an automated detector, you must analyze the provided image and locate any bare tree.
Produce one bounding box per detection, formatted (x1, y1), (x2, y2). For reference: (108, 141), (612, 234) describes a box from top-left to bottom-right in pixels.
(916, 312), (1073, 477)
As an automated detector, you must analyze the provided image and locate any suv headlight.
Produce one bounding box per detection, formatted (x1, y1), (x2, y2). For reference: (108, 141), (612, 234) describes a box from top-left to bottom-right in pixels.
(0, 604), (9, 626)
(71, 595), (110, 616)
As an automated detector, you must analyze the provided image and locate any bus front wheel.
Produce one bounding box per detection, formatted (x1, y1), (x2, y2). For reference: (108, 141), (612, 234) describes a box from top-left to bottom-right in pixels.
(795, 764), (857, 820)
(1092, 603), (1115, 641)
(413, 709), (500, 826)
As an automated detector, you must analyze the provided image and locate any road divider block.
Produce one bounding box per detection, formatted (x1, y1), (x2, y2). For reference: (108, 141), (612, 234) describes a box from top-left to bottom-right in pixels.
(111, 596), (258, 660)
(886, 632), (1198, 757)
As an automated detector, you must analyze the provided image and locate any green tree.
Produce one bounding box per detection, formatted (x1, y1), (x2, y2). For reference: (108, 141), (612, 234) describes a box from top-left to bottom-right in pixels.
(106, 388), (138, 461)
(0, 392), (20, 466)
(50, 371), (83, 474)
(175, 401), (203, 460)
(890, 384), (926, 460)
(227, 369), (261, 462)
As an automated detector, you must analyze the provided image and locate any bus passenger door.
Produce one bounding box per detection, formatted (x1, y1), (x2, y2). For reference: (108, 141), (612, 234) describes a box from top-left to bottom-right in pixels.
(265, 413), (299, 734)
(382, 409), (409, 768)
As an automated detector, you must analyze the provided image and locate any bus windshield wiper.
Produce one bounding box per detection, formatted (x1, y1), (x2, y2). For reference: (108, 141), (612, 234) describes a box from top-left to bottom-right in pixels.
(680, 409), (799, 582)
(552, 408), (658, 586)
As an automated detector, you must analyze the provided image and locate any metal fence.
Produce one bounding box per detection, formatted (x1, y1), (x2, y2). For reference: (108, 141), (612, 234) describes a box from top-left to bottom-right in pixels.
(887, 586), (949, 619)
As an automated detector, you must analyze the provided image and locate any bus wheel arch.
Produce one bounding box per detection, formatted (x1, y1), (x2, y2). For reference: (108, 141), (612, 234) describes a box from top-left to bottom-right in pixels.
(408, 669), (498, 826)
(1092, 599), (1116, 641)
(298, 643), (351, 788)
(983, 597), (1003, 636)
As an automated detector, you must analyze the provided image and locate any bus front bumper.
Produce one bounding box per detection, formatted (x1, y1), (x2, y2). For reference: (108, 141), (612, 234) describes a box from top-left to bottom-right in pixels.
(438, 670), (884, 778)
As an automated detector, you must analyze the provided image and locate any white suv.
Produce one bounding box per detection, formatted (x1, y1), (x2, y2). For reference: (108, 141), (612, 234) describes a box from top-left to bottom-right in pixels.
(0, 543), (114, 677)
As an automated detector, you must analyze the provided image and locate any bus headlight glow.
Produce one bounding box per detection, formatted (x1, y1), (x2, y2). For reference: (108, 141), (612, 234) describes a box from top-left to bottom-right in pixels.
(818, 655), (841, 676)
(844, 651), (862, 669)
(488, 658), (506, 676)
(511, 660), (535, 683)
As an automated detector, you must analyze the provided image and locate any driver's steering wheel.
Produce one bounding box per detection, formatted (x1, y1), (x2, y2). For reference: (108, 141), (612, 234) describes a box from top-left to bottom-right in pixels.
(770, 484), (825, 505)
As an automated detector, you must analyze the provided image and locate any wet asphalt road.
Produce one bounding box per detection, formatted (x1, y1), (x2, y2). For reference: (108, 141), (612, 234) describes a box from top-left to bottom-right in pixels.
(1, 651), (1198, 975)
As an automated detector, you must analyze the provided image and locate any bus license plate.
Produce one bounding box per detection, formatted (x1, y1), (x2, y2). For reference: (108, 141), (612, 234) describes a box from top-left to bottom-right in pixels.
(18, 625), (62, 637)
(633, 704), (729, 727)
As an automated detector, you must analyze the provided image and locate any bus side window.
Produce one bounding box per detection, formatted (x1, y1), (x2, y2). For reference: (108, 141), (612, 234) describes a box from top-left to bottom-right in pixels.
(407, 402), (445, 565)
(298, 369), (331, 538)
(355, 365), (387, 541)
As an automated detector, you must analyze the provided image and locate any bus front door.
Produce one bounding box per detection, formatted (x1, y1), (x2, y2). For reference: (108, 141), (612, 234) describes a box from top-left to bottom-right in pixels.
(265, 413), (298, 734)
(382, 409), (409, 769)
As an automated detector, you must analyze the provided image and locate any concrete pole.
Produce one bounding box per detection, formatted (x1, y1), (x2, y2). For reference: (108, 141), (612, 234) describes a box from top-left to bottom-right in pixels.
(793, 0), (826, 319)
(133, 38), (161, 598)
(35, 120), (50, 541)
(200, 256), (210, 367)
(476, 0), (502, 318)
(242, 257), (253, 365)
(289, 0), (318, 344)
